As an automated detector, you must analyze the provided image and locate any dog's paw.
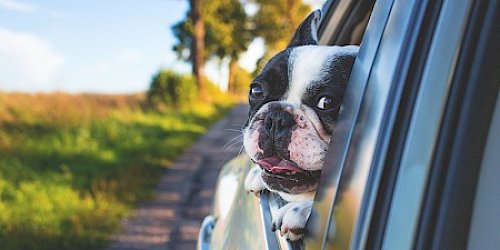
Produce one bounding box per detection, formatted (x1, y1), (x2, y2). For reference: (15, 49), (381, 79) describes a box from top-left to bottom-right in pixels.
(244, 165), (266, 196)
(272, 200), (313, 241)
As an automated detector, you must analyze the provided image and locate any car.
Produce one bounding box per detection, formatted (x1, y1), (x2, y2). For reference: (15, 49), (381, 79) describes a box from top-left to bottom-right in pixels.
(198, 0), (500, 249)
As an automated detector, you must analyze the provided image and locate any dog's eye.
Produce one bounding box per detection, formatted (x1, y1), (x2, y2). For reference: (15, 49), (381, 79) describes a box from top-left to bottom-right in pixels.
(250, 85), (264, 99)
(317, 96), (335, 110)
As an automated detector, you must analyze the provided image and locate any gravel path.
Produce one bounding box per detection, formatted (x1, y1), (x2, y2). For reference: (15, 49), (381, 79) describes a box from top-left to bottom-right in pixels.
(107, 104), (249, 250)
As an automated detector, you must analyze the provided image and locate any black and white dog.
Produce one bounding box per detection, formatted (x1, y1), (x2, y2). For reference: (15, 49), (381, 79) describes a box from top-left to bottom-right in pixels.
(243, 10), (358, 241)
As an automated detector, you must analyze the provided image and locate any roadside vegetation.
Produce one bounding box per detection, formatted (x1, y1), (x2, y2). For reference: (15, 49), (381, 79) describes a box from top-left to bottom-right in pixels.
(0, 83), (234, 249)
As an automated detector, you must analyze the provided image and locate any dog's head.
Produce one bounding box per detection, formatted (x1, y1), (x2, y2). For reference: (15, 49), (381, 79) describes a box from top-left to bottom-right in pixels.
(243, 10), (358, 196)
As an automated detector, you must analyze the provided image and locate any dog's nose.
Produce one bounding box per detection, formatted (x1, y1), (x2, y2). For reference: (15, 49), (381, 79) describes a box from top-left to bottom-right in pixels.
(259, 109), (295, 157)
(264, 110), (295, 137)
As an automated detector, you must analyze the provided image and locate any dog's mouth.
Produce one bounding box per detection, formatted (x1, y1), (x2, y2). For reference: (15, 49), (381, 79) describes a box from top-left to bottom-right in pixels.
(255, 156), (321, 194)
(256, 157), (303, 174)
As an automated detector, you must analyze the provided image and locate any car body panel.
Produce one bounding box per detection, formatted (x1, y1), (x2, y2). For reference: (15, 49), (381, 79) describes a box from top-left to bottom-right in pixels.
(208, 155), (268, 250)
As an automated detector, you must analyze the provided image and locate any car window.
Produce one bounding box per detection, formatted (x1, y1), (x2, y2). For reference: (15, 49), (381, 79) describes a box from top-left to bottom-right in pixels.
(318, 0), (375, 45)
(382, 0), (474, 247)
(468, 94), (500, 250)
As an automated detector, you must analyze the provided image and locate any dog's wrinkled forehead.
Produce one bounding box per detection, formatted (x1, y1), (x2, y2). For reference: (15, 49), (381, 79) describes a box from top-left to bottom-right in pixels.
(249, 46), (357, 111)
(286, 45), (358, 104)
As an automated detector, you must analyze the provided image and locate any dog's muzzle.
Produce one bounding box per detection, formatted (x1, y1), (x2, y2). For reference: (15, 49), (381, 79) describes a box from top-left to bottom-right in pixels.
(258, 104), (296, 159)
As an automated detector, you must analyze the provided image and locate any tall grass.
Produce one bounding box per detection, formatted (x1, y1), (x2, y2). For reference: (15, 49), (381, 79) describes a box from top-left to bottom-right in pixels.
(0, 92), (234, 249)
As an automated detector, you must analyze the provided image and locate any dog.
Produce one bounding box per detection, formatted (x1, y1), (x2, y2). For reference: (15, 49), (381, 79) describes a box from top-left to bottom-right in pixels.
(243, 10), (358, 241)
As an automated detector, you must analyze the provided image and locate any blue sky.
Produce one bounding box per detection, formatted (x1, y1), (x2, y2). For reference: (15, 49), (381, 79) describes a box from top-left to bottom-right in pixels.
(0, 0), (323, 93)
(0, 0), (195, 93)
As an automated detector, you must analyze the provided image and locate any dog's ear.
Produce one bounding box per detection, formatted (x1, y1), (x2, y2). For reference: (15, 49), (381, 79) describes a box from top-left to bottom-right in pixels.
(288, 10), (321, 48)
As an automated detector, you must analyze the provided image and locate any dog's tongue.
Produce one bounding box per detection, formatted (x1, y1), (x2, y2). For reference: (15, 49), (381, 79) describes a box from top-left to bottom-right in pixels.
(256, 157), (303, 173)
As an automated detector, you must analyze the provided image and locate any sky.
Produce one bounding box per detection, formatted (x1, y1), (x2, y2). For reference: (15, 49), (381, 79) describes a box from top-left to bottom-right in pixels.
(0, 0), (321, 93)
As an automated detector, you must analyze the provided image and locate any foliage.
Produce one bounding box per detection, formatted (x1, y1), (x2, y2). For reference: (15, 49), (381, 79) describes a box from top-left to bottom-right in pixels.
(251, 0), (311, 52)
(0, 92), (233, 249)
(250, 0), (311, 74)
(172, 0), (250, 62)
(172, 0), (251, 92)
(204, 0), (251, 60)
(147, 69), (198, 110)
(172, 0), (314, 84)
(232, 65), (253, 96)
(146, 69), (235, 110)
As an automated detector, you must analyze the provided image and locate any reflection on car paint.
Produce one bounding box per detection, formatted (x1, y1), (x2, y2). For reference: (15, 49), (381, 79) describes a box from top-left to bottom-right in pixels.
(216, 172), (239, 220)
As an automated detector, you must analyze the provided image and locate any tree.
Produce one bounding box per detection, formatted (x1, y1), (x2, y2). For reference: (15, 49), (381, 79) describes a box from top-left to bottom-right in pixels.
(172, 0), (251, 95)
(172, 0), (206, 99)
(205, 0), (250, 93)
(190, 0), (205, 99)
(250, 0), (311, 74)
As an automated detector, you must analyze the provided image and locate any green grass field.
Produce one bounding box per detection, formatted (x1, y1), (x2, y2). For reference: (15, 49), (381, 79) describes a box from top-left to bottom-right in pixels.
(0, 92), (233, 249)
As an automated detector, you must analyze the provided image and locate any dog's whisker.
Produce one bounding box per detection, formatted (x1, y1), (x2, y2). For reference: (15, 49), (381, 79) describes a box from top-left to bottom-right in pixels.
(229, 123), (246, 128)
(223, 137), (243, 146)
(221, 135), (244, 151)
(225, 128), (243, 132)
(225, 134), (243, 141)
(237, 145), (245, 157)
(221, 138), (242, 150)
(222, 141), (244, 152)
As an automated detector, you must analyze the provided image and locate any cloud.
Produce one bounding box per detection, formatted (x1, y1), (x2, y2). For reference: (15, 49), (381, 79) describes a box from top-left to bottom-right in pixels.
(47, 10), (70, 19)
(0, 27), (64, 87)
(83, 49), (144, 75)
(0, 0), (36, 13)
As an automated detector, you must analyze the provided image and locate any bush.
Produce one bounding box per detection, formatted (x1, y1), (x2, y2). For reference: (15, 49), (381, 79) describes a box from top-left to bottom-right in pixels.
(147, 69), (198, 110)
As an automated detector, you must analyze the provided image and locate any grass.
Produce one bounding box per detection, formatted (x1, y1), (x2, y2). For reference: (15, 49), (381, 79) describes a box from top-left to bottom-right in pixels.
(0, 92), (234, 249)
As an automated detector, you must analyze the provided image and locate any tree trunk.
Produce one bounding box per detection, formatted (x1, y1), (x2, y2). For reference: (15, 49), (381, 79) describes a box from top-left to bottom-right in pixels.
(227, 58), (237, 94)
(190, 0), (206, 99)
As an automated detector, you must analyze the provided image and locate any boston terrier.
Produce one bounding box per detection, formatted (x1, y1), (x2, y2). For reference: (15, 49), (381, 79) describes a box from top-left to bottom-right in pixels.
(243, 10), (358, 241)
